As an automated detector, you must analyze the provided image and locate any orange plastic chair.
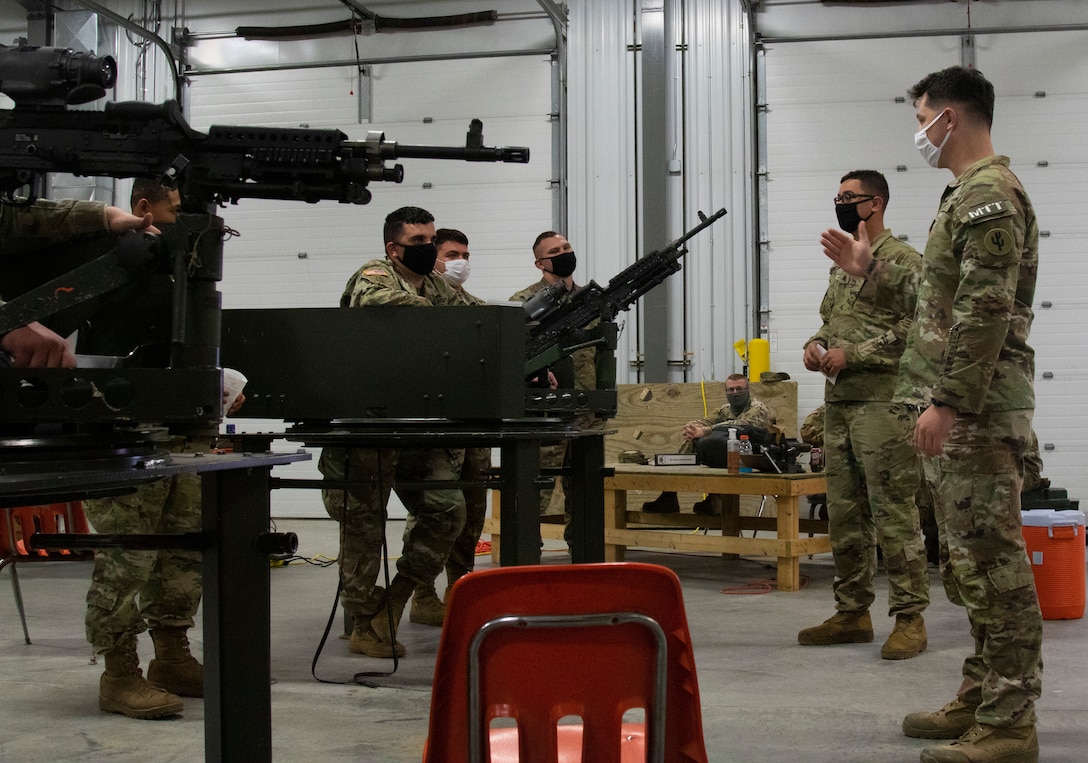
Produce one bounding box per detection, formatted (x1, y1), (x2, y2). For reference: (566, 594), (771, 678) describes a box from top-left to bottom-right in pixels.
(0, 502), (92, 644)
(422, 563), (709, 763)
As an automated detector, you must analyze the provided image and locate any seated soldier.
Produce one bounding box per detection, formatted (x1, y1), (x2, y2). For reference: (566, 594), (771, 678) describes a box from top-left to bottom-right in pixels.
(643, 374), (777, 515)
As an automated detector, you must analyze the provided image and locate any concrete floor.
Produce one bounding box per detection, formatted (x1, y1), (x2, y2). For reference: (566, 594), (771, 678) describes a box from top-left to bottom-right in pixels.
(1, 517), (1085, 762)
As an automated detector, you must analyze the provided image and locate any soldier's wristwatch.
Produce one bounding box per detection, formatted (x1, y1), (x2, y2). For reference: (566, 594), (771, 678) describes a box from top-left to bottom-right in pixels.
(930, 397), (949, 409)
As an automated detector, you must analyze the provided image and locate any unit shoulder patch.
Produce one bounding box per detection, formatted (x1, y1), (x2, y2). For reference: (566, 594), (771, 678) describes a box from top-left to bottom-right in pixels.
(960, 198), (1014, 226)
(363, 268), (390, 277)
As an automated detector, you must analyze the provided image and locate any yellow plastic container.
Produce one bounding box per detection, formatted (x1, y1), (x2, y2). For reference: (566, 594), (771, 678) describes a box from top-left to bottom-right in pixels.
(747, 338), (770, 383)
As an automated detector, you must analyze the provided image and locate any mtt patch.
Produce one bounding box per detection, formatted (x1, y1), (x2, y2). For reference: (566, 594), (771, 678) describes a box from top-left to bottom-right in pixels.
(363, 268), (389, 276)
(961, 199), (1014, 226)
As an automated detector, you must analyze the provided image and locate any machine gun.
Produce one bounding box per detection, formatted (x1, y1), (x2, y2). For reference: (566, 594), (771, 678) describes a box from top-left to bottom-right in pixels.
(0, 40), (529, 431)
(0, 39), (528, 210)
(523, 207), (728, 379)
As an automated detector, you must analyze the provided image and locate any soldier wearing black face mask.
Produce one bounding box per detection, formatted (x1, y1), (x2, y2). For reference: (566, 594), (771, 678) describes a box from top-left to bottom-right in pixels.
(509, 230), (603, 548)
(798, 170), (930, 663)
(319, 205), (467, 659)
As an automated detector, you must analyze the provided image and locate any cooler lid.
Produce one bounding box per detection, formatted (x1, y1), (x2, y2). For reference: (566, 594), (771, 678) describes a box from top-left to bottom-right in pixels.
(1021, 509), (1086, 527)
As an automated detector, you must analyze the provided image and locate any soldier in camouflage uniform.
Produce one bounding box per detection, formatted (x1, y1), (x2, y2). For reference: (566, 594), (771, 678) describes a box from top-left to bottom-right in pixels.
(509, 231), (604, 546)
(83, 183), (219, 720)
(823, 67), (1041, 763)
(2, 192), (203, 720)
(797, 170), (930, 661)
(642, 374), (776, 515)
(401, 228), (492, 627)
(319, 206), (467, 658)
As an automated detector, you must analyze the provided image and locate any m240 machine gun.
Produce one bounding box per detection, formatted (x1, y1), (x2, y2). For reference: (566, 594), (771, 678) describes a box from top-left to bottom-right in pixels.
(0, 40), (529, 431)
(521, 207), (727, 416)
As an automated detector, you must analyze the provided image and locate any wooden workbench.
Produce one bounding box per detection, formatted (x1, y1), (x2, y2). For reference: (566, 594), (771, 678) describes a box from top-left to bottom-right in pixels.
(484, 464), (830, 591)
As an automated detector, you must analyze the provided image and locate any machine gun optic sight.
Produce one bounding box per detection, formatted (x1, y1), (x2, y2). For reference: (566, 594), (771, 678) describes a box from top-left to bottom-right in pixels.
(0, 39), (116, 109)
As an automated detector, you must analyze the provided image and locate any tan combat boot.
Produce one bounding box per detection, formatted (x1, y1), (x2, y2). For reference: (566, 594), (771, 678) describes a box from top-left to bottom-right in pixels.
(147, 626), (204, 697)
(348, 585), (406, 658)
(881, 613), (928, 660)
(99, 636), (184, 719)
(409, 581), (446, 627)
(370, 574), (416, 646)
(903, 698), (980, 739)
(797, 610), (874, 645)
(920, 724), (1038, 763)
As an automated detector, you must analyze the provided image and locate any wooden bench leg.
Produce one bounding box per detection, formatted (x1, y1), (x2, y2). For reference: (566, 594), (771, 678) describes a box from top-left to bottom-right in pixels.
(490, 492), (501, 564)
(720, 494), (740, 560)
(604, 487), (625, 562)
(776, 494), (801, 591)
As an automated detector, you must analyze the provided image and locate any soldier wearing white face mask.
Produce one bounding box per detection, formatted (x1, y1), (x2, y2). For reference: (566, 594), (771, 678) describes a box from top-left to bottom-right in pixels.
(401, 228), (492, 628)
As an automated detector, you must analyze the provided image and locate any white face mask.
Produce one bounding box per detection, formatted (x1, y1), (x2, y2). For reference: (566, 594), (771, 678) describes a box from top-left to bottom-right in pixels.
(914, 110), (951, 169)
(441, 258), (470, 286)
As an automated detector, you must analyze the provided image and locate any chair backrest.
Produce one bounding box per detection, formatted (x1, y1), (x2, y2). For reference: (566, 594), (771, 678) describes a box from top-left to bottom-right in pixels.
(423, 563), (708, 763)
(0, 503), (90, 559)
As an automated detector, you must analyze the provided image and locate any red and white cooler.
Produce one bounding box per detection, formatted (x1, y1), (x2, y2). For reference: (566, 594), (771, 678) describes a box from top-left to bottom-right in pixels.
(1021, 509), (1086, 620)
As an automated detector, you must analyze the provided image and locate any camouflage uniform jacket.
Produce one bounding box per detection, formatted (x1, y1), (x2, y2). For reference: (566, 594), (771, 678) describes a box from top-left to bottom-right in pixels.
(453, 286), (487, 307)
(864, 156), (1037, 414)
(1, 199), (108, 301)
(807, 230), (921, 403)
(1, 199), (108, 256)
(342, 258), (463, 308)
(509, 278), (597, 390)
(697, 398), (777, 433)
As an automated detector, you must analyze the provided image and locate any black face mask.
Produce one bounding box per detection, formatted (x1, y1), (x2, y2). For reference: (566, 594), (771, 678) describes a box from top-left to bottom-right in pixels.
(396, 241), (438, 275)
(726, 390), (750, 413)
(835, 202), (874, 234)
(545, 251), (577, 278)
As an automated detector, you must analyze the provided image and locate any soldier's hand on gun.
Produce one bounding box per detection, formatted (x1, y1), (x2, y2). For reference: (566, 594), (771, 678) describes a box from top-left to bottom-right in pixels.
(0, 322), (77, 368)
(821, 223), (873, 278)
(105, 205), (161, 236)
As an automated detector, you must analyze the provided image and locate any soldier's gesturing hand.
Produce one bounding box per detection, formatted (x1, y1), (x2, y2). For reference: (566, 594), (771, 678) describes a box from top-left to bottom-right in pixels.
(821, 223), (873, 278)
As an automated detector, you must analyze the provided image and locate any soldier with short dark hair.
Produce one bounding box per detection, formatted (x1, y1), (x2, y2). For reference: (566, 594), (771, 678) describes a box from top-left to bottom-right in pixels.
(319, 206), (467, 658)
(797, 169), (929, 661)
(822, 65), (1042, 763)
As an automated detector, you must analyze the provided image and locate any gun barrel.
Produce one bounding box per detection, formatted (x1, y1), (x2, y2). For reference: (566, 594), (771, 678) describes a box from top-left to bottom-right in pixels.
(386, 143), (529, 163)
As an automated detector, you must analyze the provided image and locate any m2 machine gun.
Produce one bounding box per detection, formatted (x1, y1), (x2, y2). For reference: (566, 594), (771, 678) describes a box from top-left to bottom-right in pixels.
(521, 207), (728, 416)
(0, 41), (528, 432)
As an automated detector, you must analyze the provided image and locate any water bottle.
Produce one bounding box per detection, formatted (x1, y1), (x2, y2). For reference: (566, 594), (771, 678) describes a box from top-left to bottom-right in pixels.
(738, 434), (753, 473)
(726, 427), (741, 473)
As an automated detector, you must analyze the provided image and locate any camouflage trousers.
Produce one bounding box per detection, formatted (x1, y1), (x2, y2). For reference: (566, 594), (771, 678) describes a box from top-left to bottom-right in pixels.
(320, 446), (466, 619)
(921, 408), (1042, 728)
(84, 472), (203, 653)
(393, 448), (466, 583)
(403, 446), (487, 581)
(539, 413), (605, 544)
(825, 400), (929, 616)
(319, 447), (399, 622)
(447, 447), (491, 578)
